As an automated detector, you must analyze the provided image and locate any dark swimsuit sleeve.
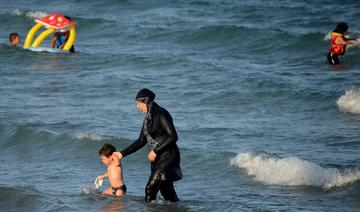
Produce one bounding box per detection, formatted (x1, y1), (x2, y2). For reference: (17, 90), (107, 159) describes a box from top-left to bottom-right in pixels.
(153, 109), (178, 154)
(120, 125), (147, 157)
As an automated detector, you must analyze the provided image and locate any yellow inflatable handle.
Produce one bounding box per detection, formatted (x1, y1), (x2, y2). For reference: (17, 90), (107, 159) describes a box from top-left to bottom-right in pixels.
(63, 26), (76, 51)
(23, 23), (43, 48)
(32, 28), (56, 48)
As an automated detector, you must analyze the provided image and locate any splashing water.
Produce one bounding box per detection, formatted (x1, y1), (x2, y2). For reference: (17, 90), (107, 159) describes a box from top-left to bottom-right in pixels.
(324, 32), (332, 41)
(73, 132), (112, 141)
(10, 9), (22, 16)
(337, 88), (360, 114)
(25, 11), (48, 19)
(231, 152), (360, 189)
(80, 186), (98, 195)
(349, 38), (360, 47)
(10, 9), (48, 19)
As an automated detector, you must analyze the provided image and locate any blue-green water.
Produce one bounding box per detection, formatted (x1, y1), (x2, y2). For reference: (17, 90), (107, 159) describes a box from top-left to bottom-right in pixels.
(1, 1), (360, 211)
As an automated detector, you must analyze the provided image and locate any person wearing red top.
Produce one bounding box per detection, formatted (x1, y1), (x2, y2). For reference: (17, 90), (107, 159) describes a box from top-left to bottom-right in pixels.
(327, 22), (356, 65)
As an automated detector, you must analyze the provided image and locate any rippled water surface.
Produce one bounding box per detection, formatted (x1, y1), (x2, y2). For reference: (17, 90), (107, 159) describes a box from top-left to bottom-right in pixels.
(1, 0), (360, 211)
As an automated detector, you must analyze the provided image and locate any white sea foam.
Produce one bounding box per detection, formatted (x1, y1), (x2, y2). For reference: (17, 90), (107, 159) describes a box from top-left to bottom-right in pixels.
(337, 88), (360, 114)
(230, 152), (360, 189)
(25, 11), (48, 19)
(10, 9), (47, 19)
(348, 38), (360, 48)
(324, 32), (331, 41)
(11, 9), (22, 16)
(73, 132), (112, 141)
(80, 186), (97, 195)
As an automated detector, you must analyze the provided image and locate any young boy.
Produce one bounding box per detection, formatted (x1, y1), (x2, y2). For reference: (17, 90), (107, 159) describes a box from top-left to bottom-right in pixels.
(9, 33), (20, 47)
(50, 31), (75, 53)
(327, 22), (357, 65)
(50, 16), (75, 53)
(97, 143), (127, 197)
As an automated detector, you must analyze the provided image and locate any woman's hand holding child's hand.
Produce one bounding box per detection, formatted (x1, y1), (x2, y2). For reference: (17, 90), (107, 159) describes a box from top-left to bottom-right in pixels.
(112, 152), (123, 160)
(148, 150), (157, 161)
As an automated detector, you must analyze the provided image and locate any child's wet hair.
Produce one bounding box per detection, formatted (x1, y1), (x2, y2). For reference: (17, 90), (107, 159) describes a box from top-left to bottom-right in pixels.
(99, 143), (116, 157)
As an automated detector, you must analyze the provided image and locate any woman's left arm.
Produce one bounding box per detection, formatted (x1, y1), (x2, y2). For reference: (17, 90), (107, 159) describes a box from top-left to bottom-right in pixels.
(153, 109), (178, 154)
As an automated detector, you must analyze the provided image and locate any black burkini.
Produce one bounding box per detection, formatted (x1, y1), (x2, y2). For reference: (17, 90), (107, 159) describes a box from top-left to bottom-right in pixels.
(121, 102), (182, 202)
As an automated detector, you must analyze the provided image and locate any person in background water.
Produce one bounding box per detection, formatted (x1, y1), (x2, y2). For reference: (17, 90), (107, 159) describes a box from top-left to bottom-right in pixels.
(113, 88), (182, 202)
(327, 22), (357, 65)
(50, 16), (75, 53)
(9, 33), (20, 47)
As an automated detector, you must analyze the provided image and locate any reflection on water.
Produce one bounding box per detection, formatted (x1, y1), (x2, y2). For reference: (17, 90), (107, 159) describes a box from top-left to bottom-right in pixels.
(101, 198), (126, 212)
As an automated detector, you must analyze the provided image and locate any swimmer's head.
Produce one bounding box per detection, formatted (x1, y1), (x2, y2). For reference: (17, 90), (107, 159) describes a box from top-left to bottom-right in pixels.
(99, 143), (116, 165)
(135, 88), (155, 104)
(335, 22), (348, 34)
(9, 32), (20, 46)
(135, 88), (155, 113)
(99, 143), (116, 157)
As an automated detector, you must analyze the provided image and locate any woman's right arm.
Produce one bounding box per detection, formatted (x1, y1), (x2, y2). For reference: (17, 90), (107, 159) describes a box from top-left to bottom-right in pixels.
(120, 125), (147, 157)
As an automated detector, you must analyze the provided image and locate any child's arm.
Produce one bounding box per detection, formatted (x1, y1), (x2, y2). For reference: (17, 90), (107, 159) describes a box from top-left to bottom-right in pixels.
(98, 172), (109, 180)
(112, 154), (121, 167)
(50, 35), (57, 48)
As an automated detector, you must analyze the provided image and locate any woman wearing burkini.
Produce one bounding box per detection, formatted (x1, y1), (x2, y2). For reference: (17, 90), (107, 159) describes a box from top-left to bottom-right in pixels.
(114, 88), (182, 202)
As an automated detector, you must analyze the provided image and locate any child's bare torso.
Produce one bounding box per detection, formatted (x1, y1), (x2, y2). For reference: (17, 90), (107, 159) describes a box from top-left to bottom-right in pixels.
(108, 163), (125, 187)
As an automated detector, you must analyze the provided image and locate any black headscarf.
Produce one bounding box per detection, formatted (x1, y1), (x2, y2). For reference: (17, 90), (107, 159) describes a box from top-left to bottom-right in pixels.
(136, 88), (159, 150)
(135, 88), (155, 104)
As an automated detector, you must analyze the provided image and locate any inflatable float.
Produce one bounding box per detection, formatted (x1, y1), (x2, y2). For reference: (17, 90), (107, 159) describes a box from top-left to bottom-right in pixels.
(23, 13), (76, 52)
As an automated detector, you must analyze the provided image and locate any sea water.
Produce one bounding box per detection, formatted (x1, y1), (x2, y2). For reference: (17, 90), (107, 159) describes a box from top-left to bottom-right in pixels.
(1, 0), (360, 211)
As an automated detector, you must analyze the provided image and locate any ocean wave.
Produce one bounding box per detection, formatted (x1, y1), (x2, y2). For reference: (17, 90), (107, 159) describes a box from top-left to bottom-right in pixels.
(230, 152), (360, 189)
(10, 9), (48, 19)
(73, 132), (113, 141)
(337, 88), (360, 114)
(10, 9), (22, 16)
(176, 24), (323, 56)
(178, 25), (248, 43)
(178, 25), (289, 48)
(9, 8), (113, 30)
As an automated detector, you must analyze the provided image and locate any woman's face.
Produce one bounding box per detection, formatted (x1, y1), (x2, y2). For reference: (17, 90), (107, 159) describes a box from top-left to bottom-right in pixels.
(136, 101), (148, 113)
